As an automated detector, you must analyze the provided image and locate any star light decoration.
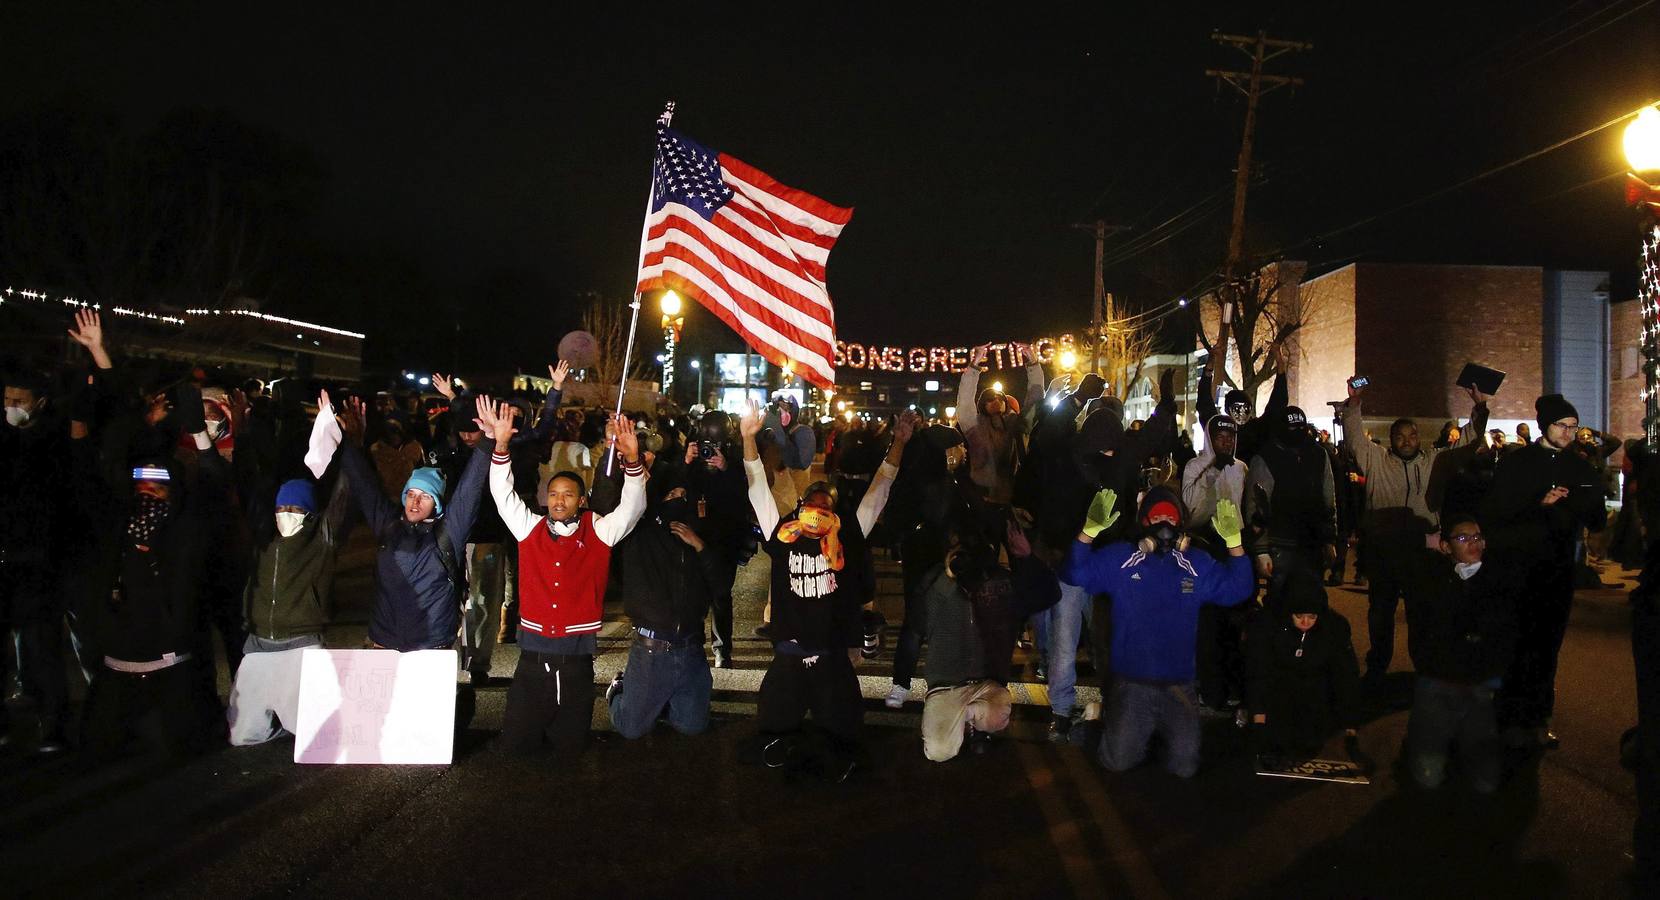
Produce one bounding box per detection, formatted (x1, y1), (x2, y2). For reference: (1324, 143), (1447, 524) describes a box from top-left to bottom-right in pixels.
(1641, 225), (1660, 448)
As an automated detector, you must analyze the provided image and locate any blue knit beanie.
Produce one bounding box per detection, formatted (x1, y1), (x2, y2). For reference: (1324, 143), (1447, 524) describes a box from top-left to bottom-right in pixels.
(275, 479), (317, 513)
(402, 467), (446, 515)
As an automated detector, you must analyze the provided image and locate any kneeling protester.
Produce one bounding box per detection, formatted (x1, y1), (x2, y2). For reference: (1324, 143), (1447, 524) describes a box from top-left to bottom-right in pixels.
(478, 398), (646, 754)
(606, 486), (721, 738)
(739, 404), (916, 782)
(1064, 487), (1254, 778)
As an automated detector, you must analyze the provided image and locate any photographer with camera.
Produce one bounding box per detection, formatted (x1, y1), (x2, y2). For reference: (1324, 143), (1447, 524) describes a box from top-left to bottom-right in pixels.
(681, 410), (750, 668)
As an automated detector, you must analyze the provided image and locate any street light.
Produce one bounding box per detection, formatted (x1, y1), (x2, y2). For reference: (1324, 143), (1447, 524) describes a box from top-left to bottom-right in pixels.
(689, 358), (704, 401)
(1625, 104), (1660, 448)
(660, 291), (685, 398)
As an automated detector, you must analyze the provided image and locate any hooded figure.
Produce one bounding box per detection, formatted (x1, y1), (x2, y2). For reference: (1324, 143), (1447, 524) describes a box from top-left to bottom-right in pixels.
(1245, 406), (1339, 594)
(604, 485), (722, 740)
(1246, 568), (1362, 756)
(1182, 414), (1247, 534)
(1061, 482), (1254, 777)
(1196, 368), (1288, 469)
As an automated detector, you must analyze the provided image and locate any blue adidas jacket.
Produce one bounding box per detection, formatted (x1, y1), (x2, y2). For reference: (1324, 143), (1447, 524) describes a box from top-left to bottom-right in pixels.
(1061, 540), (1254, 684)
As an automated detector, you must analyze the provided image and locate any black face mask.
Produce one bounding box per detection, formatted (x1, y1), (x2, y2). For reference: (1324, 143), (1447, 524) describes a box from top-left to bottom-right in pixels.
(655, 496), (692, 529)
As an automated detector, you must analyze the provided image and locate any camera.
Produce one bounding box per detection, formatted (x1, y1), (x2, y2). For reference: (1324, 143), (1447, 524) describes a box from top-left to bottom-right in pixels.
(697, 441), (716, 460)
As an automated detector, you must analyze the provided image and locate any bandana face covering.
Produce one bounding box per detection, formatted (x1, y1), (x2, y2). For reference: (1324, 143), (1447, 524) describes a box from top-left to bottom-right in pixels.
(776, 506), (844, 571)
(128, 494), (171, 546)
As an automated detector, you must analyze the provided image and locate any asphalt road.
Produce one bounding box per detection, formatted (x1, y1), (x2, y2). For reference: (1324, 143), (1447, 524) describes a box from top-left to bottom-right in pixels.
(0, 536), (1645, 899)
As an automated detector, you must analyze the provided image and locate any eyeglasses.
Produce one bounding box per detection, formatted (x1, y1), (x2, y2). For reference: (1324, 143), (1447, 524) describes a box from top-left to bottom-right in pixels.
(1448, 533), (1486, 545)
(1548, 420), (1577, 430)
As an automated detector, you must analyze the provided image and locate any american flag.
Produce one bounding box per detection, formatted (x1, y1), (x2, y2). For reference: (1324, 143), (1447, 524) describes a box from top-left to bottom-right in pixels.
(635, 125), (852, 390)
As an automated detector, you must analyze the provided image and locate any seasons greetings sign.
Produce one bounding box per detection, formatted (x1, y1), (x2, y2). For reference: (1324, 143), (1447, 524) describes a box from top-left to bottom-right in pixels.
(833, 335), (1082, 374)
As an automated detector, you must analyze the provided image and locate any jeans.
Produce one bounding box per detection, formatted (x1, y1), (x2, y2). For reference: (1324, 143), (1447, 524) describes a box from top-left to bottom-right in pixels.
(460, 542), (510, 675)
(893, 525), (948, 689)
(1098, 679), (1202, 778)
(1406, 676), (1502, 793)
(1046, 579), (1094, 717)
(607, 637), (712, 739)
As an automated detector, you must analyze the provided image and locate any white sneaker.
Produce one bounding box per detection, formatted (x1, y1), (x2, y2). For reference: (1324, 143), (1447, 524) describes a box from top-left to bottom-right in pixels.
(884, 684), (909, 709)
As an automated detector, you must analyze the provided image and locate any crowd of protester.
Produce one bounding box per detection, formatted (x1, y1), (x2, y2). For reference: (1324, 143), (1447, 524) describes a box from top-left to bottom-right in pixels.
(0, 316), (1638, 805)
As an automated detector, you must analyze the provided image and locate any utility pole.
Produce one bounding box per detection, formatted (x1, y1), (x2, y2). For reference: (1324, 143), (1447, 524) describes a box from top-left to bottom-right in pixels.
(1204, 30), (1309, 386)
(1071, 219), (1131, 374)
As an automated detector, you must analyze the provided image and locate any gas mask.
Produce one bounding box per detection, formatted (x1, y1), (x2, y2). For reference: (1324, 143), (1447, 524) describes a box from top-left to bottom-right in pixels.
(275, 511), (308, 538)
(1136, 523), (1190, 556)
(1228, 402), (1251, 425)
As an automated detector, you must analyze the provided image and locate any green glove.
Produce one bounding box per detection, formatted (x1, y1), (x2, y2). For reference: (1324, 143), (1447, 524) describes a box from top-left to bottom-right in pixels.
(1213, 499), (1244, 549)
(1082, 488), (1120, 539)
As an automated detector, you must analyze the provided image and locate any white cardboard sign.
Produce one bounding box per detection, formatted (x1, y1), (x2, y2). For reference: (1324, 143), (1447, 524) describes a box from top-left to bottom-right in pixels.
(293, 648), (457, 765)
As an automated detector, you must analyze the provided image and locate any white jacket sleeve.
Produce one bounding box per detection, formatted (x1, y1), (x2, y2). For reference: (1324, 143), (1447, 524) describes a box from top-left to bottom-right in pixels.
(489, 451), (545, 543)
(592, 466), (648, 547)
(745, 457), (780, 537)
(855, 461), (900, 537)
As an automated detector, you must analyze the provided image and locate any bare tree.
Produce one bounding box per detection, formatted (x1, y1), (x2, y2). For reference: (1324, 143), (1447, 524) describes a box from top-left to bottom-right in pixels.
(1195, 259), (1314, 403)
(1083, 293), (1158, 401)
(579, 293), (656, 388)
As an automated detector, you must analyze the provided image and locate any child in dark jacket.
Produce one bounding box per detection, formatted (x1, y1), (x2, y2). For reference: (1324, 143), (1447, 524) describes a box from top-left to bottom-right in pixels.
(1246, 569), (1362, 757)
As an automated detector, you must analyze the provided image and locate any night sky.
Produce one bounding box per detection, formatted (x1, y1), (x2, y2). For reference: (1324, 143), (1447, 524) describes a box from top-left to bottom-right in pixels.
(5, 2), (1659, 374)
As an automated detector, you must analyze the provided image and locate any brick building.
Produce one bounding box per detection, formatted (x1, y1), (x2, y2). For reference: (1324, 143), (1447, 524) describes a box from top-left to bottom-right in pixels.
(1283, 262), (1618, 441)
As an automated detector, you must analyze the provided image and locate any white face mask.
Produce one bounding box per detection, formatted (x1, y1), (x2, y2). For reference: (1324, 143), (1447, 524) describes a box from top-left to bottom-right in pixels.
(4, 406), (30, 427)
(275, 511), (308, 538)
(206, 419), (227, 441)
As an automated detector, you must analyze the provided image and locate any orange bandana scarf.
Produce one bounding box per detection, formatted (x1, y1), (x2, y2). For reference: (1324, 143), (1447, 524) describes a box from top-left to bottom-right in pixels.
(776, 506), (845, 571)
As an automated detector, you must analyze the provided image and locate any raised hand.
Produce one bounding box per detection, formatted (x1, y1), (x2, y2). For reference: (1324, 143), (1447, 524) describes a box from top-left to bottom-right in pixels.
(548, 360), (570, 391)
(1212, 499), (1244, 549)
(611, 413), (640, 464)
(970, 345), (989, 369)
(475, 395), (514, 445)
(1081, 488), (1120, 539)
(1158, 366), (1177, 402)
(339, 396), (367, 445)
(67, 308), (113, 369)
(318, 388), (334, 414)
(1465, 383), (1491, 406)
(431, 372), (456, 401)
(891, 409), (921, 446)
(739, 400), (764, 441)
(1347, 376), (1366, 402)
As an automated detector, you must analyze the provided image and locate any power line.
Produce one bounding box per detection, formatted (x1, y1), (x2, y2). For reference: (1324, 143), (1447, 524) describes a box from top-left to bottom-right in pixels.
(1303, 101), (1657, 247)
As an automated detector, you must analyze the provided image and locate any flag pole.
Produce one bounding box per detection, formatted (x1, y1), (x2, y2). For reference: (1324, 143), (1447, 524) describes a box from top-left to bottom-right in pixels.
(606, 101), (675, 476)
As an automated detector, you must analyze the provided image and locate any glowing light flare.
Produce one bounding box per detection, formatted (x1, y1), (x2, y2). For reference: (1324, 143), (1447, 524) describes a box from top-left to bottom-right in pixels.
(1627, 106), (1660, 174)
(1057, 350), (1078, 371)
(660, 290), (682, 316)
